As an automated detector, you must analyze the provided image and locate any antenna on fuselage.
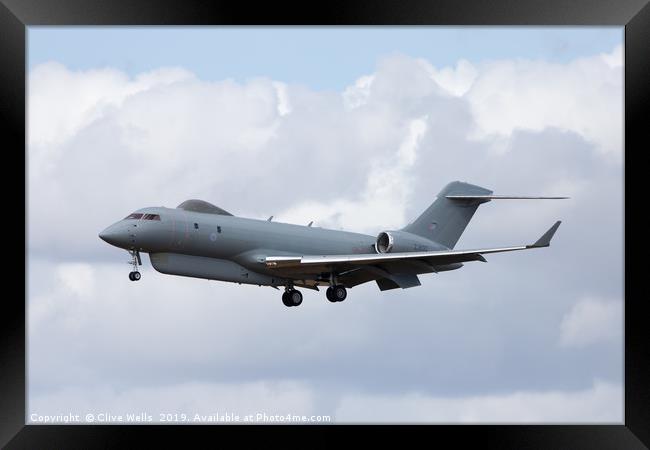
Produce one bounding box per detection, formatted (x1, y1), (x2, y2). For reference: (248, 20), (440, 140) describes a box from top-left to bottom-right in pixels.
(267, 216), (274, 222)
(307, 221), (313, 227)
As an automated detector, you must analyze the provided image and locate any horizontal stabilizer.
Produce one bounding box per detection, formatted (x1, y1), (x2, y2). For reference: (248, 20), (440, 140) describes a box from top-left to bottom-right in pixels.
(446, 195), (569, 200)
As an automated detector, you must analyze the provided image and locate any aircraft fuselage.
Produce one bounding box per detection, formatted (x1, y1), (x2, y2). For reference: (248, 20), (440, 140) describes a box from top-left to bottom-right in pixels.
(100, 206), (436, 288)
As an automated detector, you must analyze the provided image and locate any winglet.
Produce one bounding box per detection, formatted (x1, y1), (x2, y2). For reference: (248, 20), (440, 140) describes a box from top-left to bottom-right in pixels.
(529, 221), (562, 248)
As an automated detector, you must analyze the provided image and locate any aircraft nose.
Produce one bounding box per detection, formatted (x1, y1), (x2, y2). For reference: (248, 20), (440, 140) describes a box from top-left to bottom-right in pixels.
(99, 224), (132, 248)
(99, 227), (118, 246)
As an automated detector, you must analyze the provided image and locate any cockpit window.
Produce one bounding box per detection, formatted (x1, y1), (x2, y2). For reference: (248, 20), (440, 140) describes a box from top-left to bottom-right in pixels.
(143, 214), (161, 221)
(125, 213), (143, 220)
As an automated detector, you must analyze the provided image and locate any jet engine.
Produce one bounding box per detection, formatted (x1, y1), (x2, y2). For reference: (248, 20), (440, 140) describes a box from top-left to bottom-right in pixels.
(375, 231), (394, 253)
(374, 230), (439, 253)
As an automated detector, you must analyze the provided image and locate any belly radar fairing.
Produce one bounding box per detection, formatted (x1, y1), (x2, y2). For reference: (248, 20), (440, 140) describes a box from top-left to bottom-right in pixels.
(99, 181), (567, 307)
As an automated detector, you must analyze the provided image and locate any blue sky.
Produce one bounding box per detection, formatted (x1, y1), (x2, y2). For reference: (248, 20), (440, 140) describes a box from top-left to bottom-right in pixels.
(28, 27), (622, 90)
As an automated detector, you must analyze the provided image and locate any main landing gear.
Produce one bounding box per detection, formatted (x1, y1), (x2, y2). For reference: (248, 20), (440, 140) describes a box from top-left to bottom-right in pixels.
(282, 287), (303, 307)
(280, 277), (347, 307)
(326, 285), (347, 303)
(325, 273), (347, 303)
(128, 250), (142, 282)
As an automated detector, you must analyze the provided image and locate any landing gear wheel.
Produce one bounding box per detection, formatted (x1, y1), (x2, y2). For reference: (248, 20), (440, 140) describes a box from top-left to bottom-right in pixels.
(333, 285), (347, 302)
(129, 271), (141, 281)
(289, 290), (303, 306)
(326, 287), (337, 303)
(282, 289), (303, 307)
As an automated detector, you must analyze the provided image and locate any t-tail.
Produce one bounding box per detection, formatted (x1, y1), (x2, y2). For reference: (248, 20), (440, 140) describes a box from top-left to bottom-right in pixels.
(402, 181), (568, 249)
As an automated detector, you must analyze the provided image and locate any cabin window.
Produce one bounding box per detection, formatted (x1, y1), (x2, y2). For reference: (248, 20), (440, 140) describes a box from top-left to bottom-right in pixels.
(142, 214), (161, 221)
(194, 223), (199, 229)
(125, 213), (143, 220)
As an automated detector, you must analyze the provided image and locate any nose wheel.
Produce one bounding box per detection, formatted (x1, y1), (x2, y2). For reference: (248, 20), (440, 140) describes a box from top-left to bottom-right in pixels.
(128, 250), (142, 281)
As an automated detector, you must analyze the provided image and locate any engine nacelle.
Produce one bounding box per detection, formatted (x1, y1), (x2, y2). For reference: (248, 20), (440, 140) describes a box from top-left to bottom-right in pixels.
(375, 231), (394, 253)
(375, 230), (439, 253)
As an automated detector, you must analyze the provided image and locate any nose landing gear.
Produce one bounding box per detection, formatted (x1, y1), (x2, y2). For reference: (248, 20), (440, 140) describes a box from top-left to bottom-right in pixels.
(128, 250), (142, 281)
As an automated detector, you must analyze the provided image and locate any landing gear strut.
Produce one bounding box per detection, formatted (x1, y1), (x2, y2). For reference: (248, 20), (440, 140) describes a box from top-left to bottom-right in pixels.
(128, 250), (142, 281)
(282, 286), (303, 307)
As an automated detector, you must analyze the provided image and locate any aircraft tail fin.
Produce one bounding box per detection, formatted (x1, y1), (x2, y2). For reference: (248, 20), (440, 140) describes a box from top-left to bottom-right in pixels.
(402, 181), (492, 249)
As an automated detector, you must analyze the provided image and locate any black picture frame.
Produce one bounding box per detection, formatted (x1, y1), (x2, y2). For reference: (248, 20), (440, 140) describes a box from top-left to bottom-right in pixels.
(3, 0), (648, 447)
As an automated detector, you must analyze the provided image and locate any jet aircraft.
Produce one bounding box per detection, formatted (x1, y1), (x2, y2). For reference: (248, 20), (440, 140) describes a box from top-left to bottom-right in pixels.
(99, 181), (566, 307)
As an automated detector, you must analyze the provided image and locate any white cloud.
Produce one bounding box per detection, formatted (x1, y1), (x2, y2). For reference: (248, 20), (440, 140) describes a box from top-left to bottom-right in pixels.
(28, 378), (622, 424)
(57, 263), (95, 298)
(29, 381), (319, 423)
(559, 298), (622, 348)
(343, 74), (375, 110)
(341, 46), (622, 156)
(335, 380), (622, 423)
(28, 62), (194, 152)
(465, 45), (623, 156)
(28, 67), (291, 258)
(276, 116), (428, 232)
(601, 44), (623, 69)
(422, 58), (478, 97)
(30, 262), (97, 334)
(272, 81), (292, 116)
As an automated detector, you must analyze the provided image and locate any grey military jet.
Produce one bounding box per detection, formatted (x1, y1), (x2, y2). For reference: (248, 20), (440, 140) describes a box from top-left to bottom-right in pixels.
(99, 181), (565, 307)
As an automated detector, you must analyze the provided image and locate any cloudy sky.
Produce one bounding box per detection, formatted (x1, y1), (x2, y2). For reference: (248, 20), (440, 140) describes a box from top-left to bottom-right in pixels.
(27, 27), (623, 424)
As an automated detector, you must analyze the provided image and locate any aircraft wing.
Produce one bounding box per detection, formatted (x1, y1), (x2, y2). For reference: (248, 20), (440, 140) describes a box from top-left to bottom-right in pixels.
(264, 221), (561, 270)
